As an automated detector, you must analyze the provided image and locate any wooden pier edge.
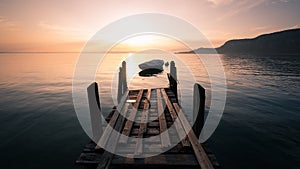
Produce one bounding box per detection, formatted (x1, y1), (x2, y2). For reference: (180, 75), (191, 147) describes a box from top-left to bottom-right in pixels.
(79, 60), (219, 169)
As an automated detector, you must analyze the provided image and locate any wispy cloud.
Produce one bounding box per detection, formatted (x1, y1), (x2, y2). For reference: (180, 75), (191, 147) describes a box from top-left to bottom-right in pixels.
(38, 21), (80, 32)
(0, 16), (19, 31)
(206, 0), (235, 6)
(279, 0), (290, 2)
(213, 0), (267, 21)
(252, 26), (270, 31)
(271, 0), (290, 3)
(38, 21), (90, 40)
(288, 24), (300, 29)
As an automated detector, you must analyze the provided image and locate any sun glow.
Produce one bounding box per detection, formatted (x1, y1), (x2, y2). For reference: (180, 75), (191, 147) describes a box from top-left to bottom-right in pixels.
(111, 35), (189, 52)
(122, 35), (160, 47)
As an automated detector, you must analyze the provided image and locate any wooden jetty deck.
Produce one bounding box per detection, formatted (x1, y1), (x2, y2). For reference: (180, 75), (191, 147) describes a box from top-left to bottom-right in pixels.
(76, 61), (219, 169)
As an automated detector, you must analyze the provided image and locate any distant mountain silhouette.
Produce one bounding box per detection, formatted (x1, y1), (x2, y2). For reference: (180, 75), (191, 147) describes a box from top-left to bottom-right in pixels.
(179, 28), (300, 54)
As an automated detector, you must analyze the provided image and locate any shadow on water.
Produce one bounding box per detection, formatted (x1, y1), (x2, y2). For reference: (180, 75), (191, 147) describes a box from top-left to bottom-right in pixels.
(138, 68), (163, 77)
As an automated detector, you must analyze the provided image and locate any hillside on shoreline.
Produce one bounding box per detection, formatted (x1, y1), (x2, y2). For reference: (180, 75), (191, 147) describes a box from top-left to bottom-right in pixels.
(179, 28), (300, 54)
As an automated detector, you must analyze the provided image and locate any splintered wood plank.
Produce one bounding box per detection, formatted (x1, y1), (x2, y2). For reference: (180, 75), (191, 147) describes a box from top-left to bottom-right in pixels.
(156, 89), (171, 148)
(173, 103), (214, 169)
(112, 154), (198, 166)
(131, 128), (160, 135)
(97, 103), (130, 169)
(77, 153), (198, 166)
(135, 88), (151, 156)
(96, 91), (129, 149)
(76, 152), (101, 164)
(160, 89), (190, 147)
(119, 89), (144, 144)
(115, 143), (188, 154)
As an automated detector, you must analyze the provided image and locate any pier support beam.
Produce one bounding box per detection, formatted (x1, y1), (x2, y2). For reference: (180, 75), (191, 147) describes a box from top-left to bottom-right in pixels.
(117, 67), (123, 103)
(117, 61), (128, 103)
(170, 61), (177, 81)
(122, 61), (128, 92)
(168, 61), (178, 99)
(193, 83), (205, 139)
(87, 82), (103, 141)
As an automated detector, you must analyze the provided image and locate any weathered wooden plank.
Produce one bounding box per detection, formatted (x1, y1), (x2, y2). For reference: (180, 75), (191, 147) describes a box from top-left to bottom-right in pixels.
(119, 89), (144, 144)
(160, 89), (190, 148)
(133, 121), (159, 128)
(76, 152), (102, 164)
(96, 91), (129, 149)
(115, 143), (186, 154)
(173, 103), (214, 169)
(122, 136), (161, 144)
(130, 128), (160, 135)
(96, 102), (130, 169)
(112, 154), (198, 166)
(135, 88), (151, 156)
(156, 89), (171, 148)
(77, 153), (198, 166)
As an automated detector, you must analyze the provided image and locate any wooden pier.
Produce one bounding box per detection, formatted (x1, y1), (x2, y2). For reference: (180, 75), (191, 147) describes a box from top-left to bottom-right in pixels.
(76, 61), (219, 169)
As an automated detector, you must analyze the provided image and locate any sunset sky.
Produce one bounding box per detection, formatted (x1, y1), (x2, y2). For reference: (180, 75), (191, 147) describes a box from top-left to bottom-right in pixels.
(0, 0), (299, 52)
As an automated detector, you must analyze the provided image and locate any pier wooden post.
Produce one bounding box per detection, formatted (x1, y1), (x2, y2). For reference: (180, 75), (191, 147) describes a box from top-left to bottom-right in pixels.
(87, 82), (103, 141)
(170, 61), (177, 81)
(168, 61), (178, 99)
(193, 83), (205, 139)
(122, 61), (127, 92)
(117, 67), (123, 103)
(117, 61), (128, 103)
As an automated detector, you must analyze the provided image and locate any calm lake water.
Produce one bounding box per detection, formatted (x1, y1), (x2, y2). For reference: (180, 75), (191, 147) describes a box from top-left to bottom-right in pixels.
(0, 53), (299, 169)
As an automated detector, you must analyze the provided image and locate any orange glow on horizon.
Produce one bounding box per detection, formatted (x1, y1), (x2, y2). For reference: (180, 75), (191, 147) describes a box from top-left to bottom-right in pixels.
(0, 0), (299, 52)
